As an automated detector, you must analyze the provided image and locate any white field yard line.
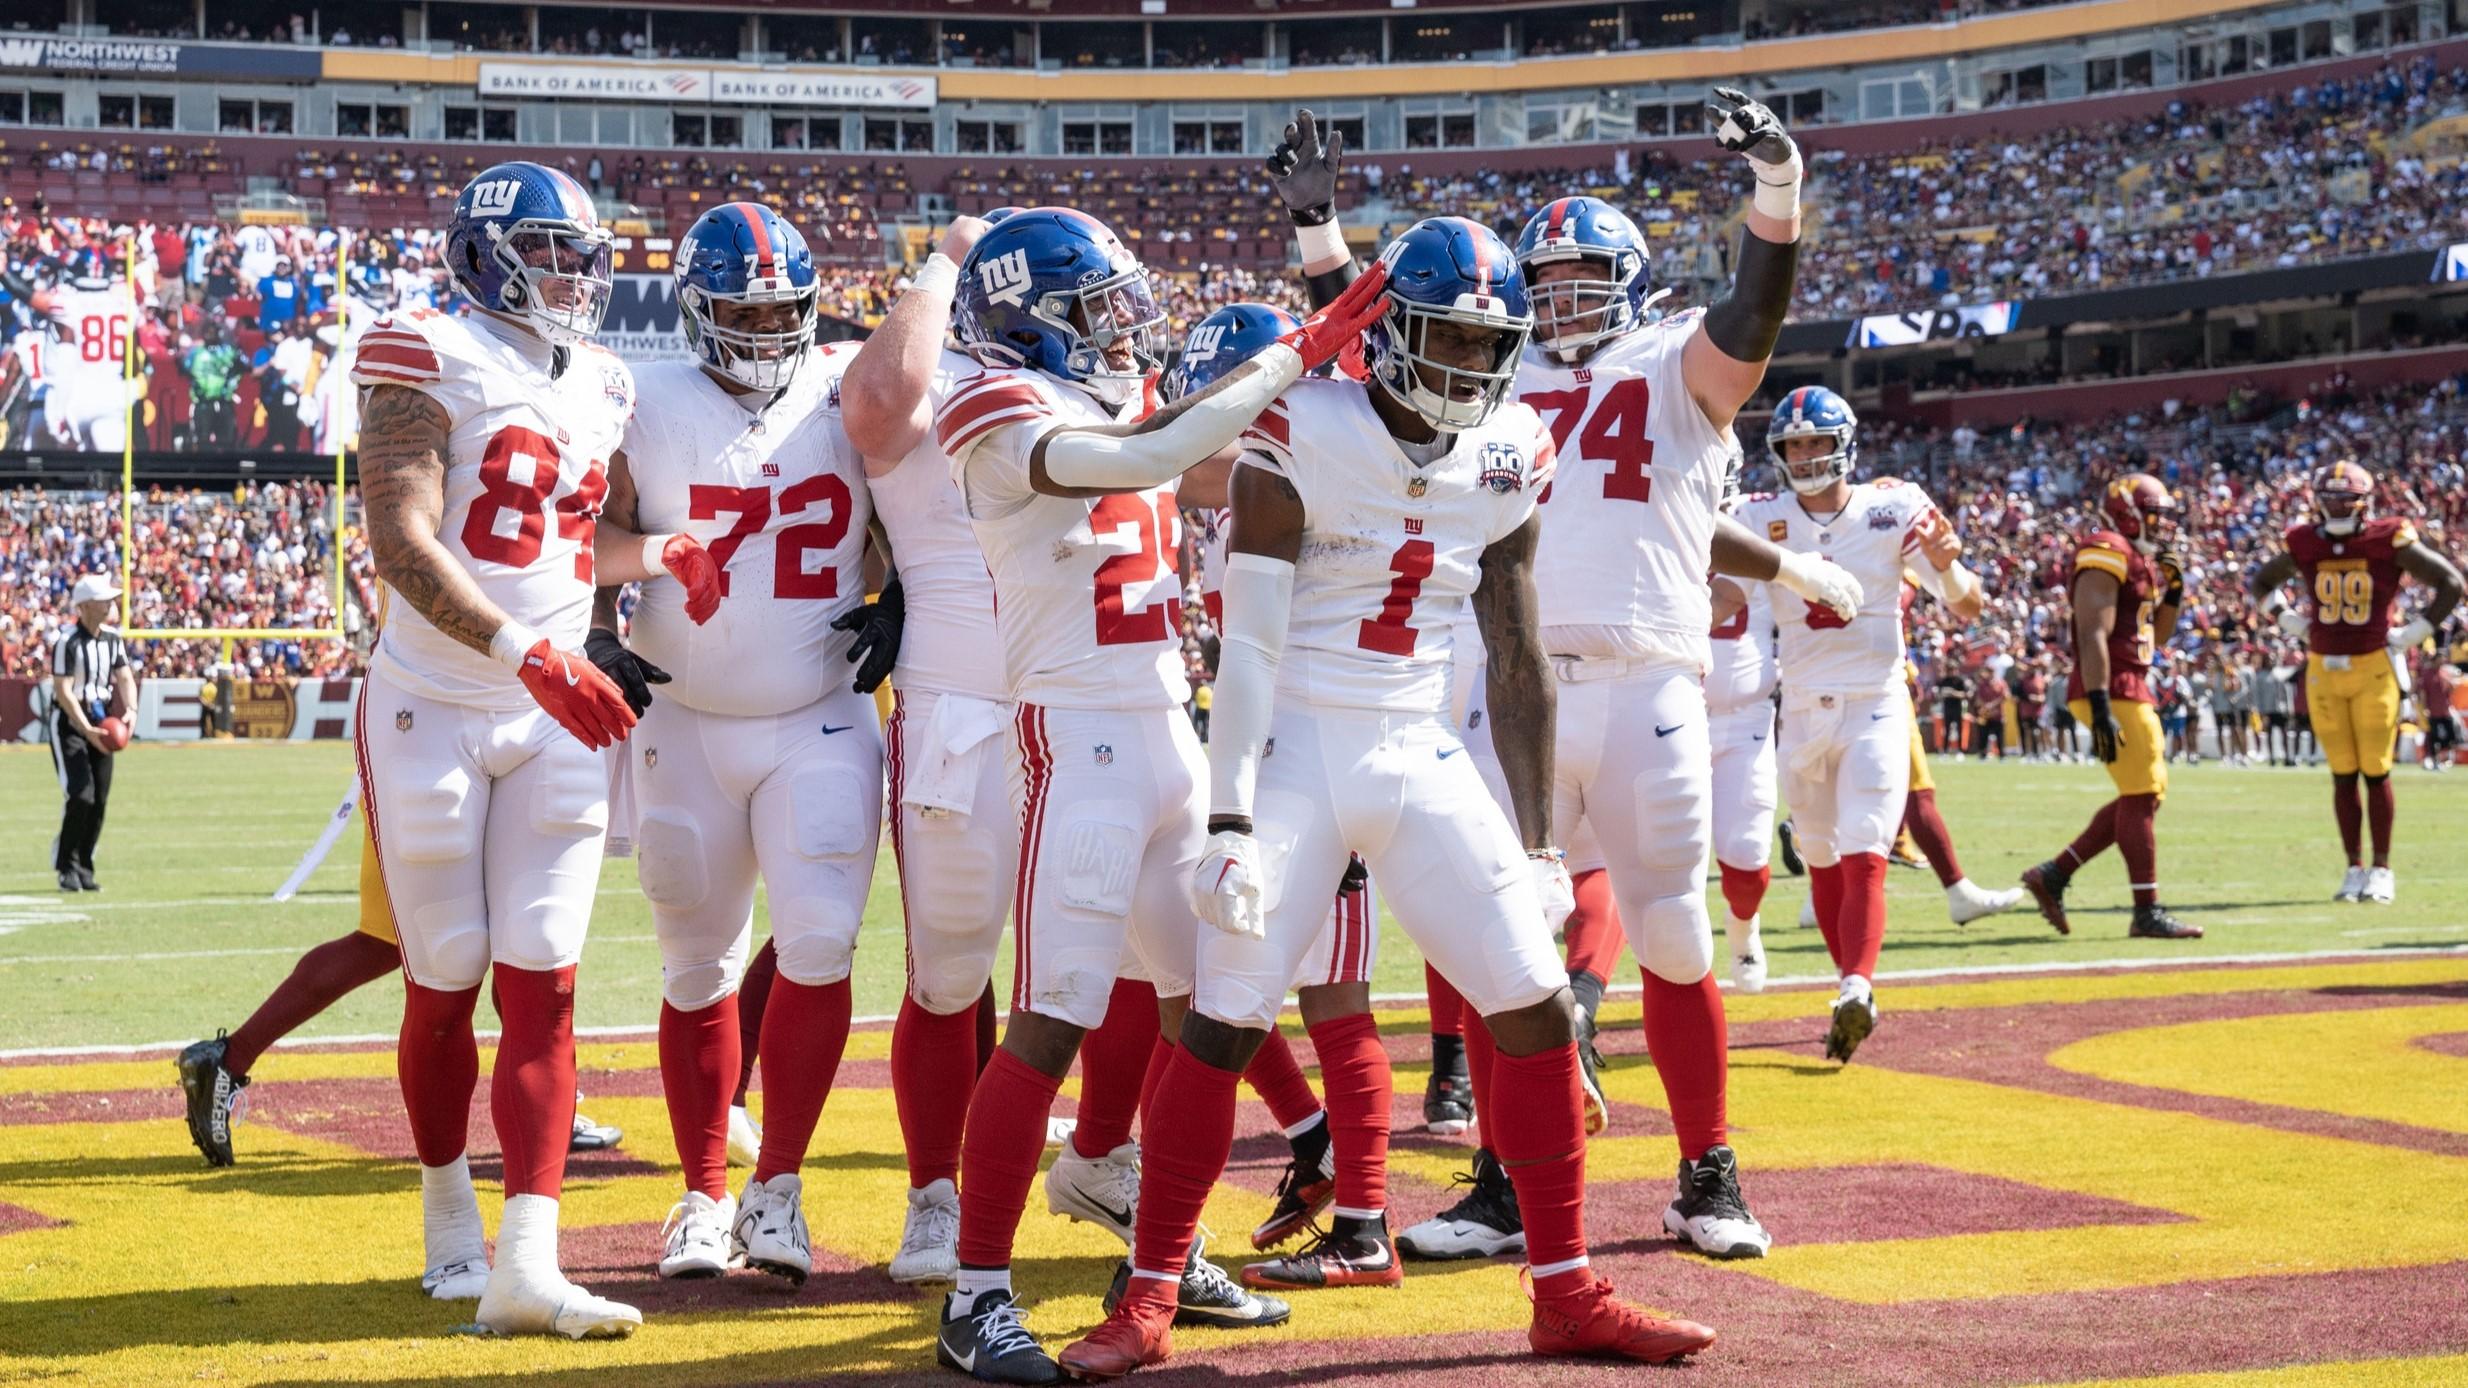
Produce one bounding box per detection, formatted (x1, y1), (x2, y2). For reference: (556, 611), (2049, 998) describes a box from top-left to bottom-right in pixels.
(0, 933), (663, 966)
(5, 942), (2463, 1061)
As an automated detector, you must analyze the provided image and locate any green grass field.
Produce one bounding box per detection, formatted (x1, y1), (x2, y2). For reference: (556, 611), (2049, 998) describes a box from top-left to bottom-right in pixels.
(3, 738), (2464, 1052)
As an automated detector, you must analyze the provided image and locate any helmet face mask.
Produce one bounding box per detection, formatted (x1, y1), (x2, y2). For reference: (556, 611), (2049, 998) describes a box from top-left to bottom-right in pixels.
(1055, 271), (1169, 406)
(1373, 298), (1528, 430)
(1513, 196), (1655, 361)
(687, 288), (817, 393)
(2313, 461), (2373, 537)
(480, 216), (613, 346)
(675, 202), (819, 393)
(2101, 472), (2179, 555)
(954, 209), (1163, 410)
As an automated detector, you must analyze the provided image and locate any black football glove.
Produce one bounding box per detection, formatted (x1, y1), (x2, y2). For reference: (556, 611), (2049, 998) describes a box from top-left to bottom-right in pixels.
(1706, 86), (1799, 167)
(2086, 689), (2122, 765)
(1265, 108), (1344, 227)
(832, 574), (905, 695)
(585, 627), (670, 717)
(1338, 853), (1369, 895)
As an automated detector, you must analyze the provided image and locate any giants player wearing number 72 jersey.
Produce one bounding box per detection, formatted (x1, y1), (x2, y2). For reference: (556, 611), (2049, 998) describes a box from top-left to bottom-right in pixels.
(350, 161), (643, 1338)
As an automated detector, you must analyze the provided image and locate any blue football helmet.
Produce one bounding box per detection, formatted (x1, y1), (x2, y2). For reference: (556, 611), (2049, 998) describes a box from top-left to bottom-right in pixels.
(1766, 385), (1858, 494)
(676, 201), (819, 393)
(982, 206), (1025, 225)
(953, 207), (1165, 409)
(1514, 196), (1659, 359)
(1163, 302), (1302, 404)
(444, 161), (613, 347)
(1367, 218), (1533, 431)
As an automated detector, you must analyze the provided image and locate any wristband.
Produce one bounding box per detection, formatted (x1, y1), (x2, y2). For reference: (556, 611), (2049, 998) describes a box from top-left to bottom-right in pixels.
(1751, 151), (1803, 221)
(641, 534), (672, 577)
(911, 253), (959, 298)
(489, 619), (542, 672)
(1295, 219), (1347, 269)
(1527, 847), (1566, 863)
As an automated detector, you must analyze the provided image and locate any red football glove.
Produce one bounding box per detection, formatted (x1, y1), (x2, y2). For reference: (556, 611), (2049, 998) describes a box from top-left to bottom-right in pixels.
(657, 534), (723, 625)
(1278, 260), (1389, 374)
(516, 639), (638, 750)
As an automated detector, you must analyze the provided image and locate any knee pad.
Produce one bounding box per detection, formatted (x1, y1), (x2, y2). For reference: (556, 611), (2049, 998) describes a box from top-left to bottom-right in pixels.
(662, 955), (743, 1012)
(385, 763), (483, 864)
(635, 809), (709, 909)
(789, 764), (874, 860)
(909, 957), (996, 1015)
(1632, 891), (1714, 986)
(772, 894), (862, 986)
(405, 914), (491, 991)
(1629, 764), (1712, 879)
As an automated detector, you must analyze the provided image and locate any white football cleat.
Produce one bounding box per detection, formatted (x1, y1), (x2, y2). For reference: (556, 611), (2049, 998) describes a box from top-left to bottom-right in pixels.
(1798, 894), (1817, 930)
(727, 1105), (763, 1166)
(2334, 865), (2368, 903)
(473, 1265), (642, 1339)
(2365, 866), (2396, 904)
(732, 1172), (813, 1285)
(658, 1189), (736, 1280)
(1045, 1139), (1139, 1246)
(1725, 911), (1766, 994)
(889, 1178), (961, 1286)
(422, 1256), (490, 1301)
(1946, 877), (2025, 925)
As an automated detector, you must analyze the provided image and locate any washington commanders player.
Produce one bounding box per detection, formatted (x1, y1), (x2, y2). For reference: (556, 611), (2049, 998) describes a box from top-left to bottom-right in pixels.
(2021, 474), (2205, 940)
(2249, 461), (2461, 902)
(350, 161), (643, 1337)
(929, 209), (1381, 1382)
(1738, 386), (1982, 1062)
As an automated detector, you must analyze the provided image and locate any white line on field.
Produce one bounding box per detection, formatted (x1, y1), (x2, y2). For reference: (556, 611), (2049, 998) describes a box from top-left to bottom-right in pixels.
(0, 933), (663, 967)
(4, 942), (2463, 1061)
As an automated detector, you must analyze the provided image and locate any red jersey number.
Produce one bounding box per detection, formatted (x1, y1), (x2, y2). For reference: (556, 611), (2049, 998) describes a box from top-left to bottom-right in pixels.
(1522, 377), (1654, 504)
(77, 314), (130, 365)
(463, 425), (602, 581)
(688, 478), (852, 600)
(1358, 539), (1436, 655)
(1093, 491), (1181, 646)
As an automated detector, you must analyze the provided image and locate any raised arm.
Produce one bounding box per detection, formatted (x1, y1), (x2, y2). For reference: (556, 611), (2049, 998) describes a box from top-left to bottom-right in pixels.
(843, 217), (987, 470)
(1267, 109), (1358, 308)
(1681, 89), (1805, 429)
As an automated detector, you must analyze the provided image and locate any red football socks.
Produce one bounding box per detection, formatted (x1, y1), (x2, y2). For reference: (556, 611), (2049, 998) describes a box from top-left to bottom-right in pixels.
(1488, 1042), (1590, 1299)
(1717, 861), (1771, 922)
(2365, 774), (2394, 865)
(1904, 789), (1964, 888)
(2114, 793), (2161, 909)
(752, 976), (853, 1183)
(1425, 962), (1464, 1037)
(1139, 1036), (1176, 1125)
(489, 962), (578, 1200)
(1808, 861), (1846, 972)
(224, 929), (400, 1078)
(1561, 869), (1625, 982)
(2333, 773), (2363, 865)
(974, 982), (999, 1076)
(1461, 1010), (1499, 1151)
(397, 978), (479, 1170)
(1072, 979), (1158, 1159)
(957, 1049), (1063, 1268)
(892, 995), (977, 1188)
(1834, 852), (1889, 980)
(1129, 1046), (1241, 1277)
(732, 935), (779, 1108)
(2063, 800), (2119, 871)
(1242, 1027), (1323, 1133)
(660, 996), (738, 1199)
(1640, 971), (1727, 1161)
(1305, 1012), (1392, 1214)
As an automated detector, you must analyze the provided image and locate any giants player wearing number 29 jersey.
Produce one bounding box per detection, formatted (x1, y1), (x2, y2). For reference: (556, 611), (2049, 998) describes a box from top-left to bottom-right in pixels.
(351, 162), (643, 1339)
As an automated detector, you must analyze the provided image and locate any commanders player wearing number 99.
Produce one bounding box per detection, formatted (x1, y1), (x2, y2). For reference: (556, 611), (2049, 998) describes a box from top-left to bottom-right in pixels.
(349, 161), (643, 1338)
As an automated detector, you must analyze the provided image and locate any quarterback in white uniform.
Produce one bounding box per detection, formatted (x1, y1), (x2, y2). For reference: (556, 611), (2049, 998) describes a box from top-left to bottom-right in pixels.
(587, 202), (885, 1288)
(350, 162), (643, 1338)
(1736, 385), (1982, 1063)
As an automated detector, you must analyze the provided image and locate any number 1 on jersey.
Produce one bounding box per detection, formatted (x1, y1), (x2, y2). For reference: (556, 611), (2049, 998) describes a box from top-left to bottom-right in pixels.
(1359, 538), (1435, 655)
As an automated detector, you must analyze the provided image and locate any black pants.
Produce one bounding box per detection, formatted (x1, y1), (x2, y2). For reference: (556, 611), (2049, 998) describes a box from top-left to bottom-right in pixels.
(51, 713), (112, 872)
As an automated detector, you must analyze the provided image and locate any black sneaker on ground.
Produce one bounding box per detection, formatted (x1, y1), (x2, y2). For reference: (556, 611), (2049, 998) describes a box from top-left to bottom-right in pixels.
(1241, 1218), (1402, 1289)
(2020, 860), (2072, 936)
(1422, 1034), (1471, 1136)
(1660, 1145), (1772, 1259)
(570, 1108), (624, 1152)
(1776, 819), (1806, 878)
(937, 1289), (1064, 1384)
(57, 869), (80, 892)
(1250, 1120), (1334, 1249)
(176, 1032), (248, 1167)
(2129, 903), (2203, 939)
(1396, 1149), (1523, 1261)
(75, 867), (97, 891)
(1103, 1232), (1291, 1329)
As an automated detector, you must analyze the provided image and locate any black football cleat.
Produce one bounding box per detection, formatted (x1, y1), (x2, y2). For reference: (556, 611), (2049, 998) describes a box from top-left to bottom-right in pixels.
(1423, 1034), (1472, 1136)
(1243, 1219), (1401, 1289)
(1104, 1232), (1291, 1329)
(176, 1032), (248, 1167)
(57, 869), (81, 892)
(1824, 986), (1878, 1065)
(1662, 1145), (1772, 1258)
(2021, 860), (2073, 936)
(570, 1109), (623, 1152)
(938, 1289), (1063, 1384)
(2129, 904), (2203, 940)
(1250, 1120), (1334, 1249)
(74, 867), (98, 891)
(1397, 1149), (1524, 1260)
(1775, 818), (1806, 877)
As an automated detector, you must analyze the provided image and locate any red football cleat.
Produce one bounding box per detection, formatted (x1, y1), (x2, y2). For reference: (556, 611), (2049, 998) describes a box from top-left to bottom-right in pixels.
(1057, 1292), (1175, 1381)
(1528, 1277), (1716, 1364)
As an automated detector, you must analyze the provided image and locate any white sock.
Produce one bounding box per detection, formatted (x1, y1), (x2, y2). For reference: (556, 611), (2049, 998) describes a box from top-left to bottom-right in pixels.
(421, 1156), (486, 1267)
(1838, 974), (1873, 1005)
(1282, 1109), (1327, 1141)
(496, 1192), (562, 1281)
(1724, 911), (1761, 958)
(951, 1266), (1011, 1314)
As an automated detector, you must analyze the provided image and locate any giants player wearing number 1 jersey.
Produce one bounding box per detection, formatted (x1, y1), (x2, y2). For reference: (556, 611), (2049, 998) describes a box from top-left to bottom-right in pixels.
(590, 203), (883, 1286)
(350, 162), (644, 1338)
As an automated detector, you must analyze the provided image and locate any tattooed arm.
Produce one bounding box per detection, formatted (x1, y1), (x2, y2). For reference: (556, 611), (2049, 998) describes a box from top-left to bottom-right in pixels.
(357, 384), (513, 656)
(1472, 511), (1555, 853)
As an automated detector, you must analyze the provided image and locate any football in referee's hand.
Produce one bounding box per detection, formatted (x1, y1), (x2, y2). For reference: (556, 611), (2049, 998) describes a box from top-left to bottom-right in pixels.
(97, 716), (131, 752)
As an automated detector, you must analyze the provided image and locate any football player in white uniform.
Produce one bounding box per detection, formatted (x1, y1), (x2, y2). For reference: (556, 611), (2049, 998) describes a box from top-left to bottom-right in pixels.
(929, 208), (1382, 1383)
(1705, 441), (1781, 996)
(1266, 98), (1857, 1265)
(1063, 218), (1719, 1380)
(1736, 386), (1983, 1063)
(350, 162), (643, 1338)
(32, 275), (136, 452)
(584, 202), (887, 1286)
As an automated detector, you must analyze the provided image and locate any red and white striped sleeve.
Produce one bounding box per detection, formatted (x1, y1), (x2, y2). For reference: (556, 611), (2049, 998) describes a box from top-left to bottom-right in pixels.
(1527, 418), (1558, 494)
(1236, 395), (1294, 475)
(934, 370), (1053, 461)
(348, 314), (445, 390)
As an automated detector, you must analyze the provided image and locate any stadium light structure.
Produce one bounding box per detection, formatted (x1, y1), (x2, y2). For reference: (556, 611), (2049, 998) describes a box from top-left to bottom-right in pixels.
(112, 237), (350, 651)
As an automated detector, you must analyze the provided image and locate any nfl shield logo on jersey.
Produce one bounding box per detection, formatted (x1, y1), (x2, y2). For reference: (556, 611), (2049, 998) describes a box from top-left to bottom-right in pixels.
(1478, 442), (1527, 494)
(1094, 744), (1114, 766)
(394, 709), (413, 732)
(644, 747), (659, 768)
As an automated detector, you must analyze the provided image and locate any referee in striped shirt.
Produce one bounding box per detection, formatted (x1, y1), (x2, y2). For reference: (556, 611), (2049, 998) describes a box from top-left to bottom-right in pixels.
(52, 573), (135, 892)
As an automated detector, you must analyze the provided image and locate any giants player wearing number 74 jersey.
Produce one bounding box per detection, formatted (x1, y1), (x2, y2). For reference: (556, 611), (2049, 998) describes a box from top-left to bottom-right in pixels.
(350, 161), (644, 1338)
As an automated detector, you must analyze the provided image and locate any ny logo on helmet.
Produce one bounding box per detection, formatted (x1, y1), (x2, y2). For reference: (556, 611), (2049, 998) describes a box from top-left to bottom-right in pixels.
(980, 250), (1033, 308)
(1185, 324), (1228, 361)
(468, 179), (522, 218)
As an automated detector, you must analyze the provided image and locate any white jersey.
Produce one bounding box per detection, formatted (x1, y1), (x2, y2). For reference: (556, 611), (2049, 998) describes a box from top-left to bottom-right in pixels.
(42, 284), (136, 419)
(348, 307), (634, 708)
(940, 362), (1187, 710)
(622, 344), (869, 717)
(1194, 505), (1232, 626)
(1706, 579), (1777, 714)
(872, 347), (1005, 702)
(1736, 479), (1941, 696)
(1236, 377), (1552, 713)
(1517, 309), (1733, 667)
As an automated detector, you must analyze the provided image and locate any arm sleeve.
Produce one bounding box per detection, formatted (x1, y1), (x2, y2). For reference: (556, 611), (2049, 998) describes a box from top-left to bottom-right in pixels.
(1205, 552), (1296, 821)
(1039, 345), (1304, 492)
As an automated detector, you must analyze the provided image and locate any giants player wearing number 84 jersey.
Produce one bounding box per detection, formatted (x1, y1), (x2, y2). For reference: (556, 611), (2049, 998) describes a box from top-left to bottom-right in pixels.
(350, 161), (643, 1338)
